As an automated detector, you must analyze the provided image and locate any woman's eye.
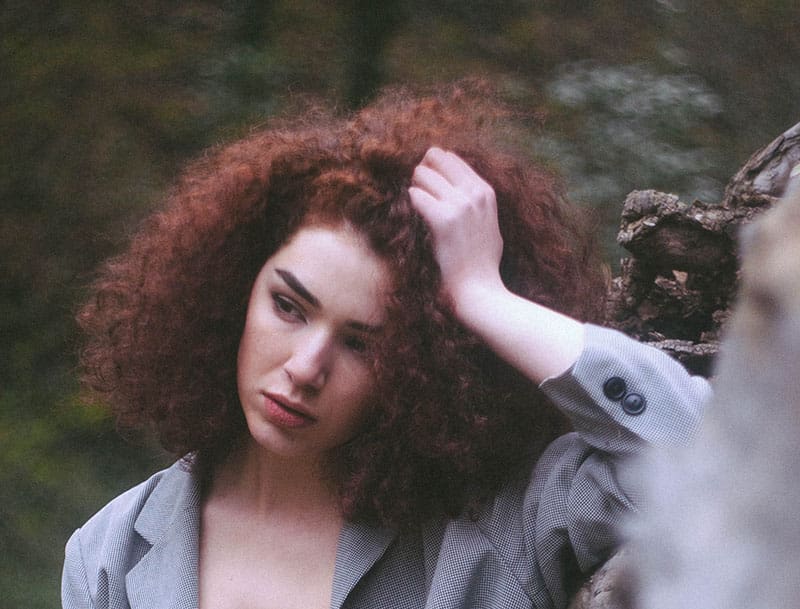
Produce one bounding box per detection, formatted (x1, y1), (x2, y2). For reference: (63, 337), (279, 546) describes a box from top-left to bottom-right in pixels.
(272, 293), (304, 321)
(344, 335), (368, 355)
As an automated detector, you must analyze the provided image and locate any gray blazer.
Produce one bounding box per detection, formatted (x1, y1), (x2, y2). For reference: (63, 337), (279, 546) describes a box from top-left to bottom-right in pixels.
(62, 325), (710, 609)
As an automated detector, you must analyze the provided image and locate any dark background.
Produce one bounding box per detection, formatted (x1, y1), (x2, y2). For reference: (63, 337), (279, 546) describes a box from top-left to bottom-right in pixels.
(3, 2), (798, 606)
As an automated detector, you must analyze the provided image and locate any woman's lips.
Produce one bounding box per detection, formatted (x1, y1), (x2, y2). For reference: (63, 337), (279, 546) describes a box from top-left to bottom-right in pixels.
(263, 394), (316, 429)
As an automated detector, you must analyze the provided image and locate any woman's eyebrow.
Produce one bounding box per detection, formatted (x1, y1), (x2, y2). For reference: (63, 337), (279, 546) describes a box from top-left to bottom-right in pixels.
(275, 269), (319, 307)
(348, 320), (381, 333)
(275, 267), (383, 332)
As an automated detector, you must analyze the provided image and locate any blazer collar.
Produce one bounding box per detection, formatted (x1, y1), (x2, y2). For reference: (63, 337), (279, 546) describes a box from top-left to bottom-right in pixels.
(331, 521), (396, 609)
(126, 460), (201, 609)
(122, 459), (398, 609)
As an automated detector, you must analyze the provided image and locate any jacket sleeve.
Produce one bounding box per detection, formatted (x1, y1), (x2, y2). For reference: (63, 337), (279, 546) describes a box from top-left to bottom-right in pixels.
(62, 528), (95, 609)
(526, 324), (711, 607)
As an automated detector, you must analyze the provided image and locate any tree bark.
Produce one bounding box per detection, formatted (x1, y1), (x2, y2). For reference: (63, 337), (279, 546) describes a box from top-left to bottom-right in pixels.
(604, 121), (800, 376)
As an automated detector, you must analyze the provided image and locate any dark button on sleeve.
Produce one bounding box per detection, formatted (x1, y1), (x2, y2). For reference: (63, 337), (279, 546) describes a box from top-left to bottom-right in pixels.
(622, 392), (646, 415)
(603, 376), (627, 400)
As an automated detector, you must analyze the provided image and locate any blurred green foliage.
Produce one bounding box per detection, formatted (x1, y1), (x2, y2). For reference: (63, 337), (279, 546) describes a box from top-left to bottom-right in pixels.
(2, 1), (798, 606)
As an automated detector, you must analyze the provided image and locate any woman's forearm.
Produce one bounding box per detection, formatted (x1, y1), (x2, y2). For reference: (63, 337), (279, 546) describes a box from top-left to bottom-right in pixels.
(450, 280), (585, 385)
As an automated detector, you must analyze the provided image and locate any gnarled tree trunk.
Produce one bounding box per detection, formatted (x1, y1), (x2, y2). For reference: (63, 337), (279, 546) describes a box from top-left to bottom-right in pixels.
(605, 121), (800, 376)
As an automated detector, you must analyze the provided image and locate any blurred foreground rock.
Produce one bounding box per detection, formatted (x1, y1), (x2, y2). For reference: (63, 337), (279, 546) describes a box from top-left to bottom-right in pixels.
(567, 551), (632, 609)
(569, 123), (800, 609)
(630, 158), (800, 609)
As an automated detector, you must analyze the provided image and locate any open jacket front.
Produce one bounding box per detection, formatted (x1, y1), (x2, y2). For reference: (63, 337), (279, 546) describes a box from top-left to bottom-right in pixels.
(62, 325), (710, 609)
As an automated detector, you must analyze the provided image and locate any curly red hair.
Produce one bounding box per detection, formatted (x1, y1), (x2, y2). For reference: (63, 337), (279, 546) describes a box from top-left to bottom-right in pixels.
(78, 82), (606, 528)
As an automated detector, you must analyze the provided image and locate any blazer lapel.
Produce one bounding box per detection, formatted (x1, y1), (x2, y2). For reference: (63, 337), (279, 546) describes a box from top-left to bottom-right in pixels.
(121, 460), (397, 609)
(330, 521), (396, 609)
(126, 461), (201, 609)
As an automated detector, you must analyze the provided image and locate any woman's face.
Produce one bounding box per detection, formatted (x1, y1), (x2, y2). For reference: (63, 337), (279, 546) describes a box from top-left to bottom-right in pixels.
(237, 223), (391, 461)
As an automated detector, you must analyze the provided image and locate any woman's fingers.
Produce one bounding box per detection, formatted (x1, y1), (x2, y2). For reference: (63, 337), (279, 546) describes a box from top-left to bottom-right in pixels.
(411, 164), (454, 201)
(411, 148), (496, 221)
(409, 147), (504, 305)
(407, 185), (439, 222)
(415, 147), (485, 193)
(410, 147), (499, 234)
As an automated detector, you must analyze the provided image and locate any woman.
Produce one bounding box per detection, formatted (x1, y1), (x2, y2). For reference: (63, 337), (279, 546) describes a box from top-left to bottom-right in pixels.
(63, 84), (709, 609)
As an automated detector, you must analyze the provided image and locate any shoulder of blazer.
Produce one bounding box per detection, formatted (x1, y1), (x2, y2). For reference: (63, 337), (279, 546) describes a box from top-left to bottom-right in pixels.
(69, 459), (196, 579)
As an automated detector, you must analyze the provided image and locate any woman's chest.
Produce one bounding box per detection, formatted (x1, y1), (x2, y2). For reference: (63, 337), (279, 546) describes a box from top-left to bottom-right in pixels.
(198, 509), (340, 609)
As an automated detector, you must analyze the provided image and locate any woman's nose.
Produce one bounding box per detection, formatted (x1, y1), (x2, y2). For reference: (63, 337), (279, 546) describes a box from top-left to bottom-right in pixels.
(284, 330), (331, 391)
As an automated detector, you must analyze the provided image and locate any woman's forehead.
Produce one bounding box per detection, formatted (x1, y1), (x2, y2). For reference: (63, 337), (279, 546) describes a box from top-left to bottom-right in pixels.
(266, 224), (392, 323)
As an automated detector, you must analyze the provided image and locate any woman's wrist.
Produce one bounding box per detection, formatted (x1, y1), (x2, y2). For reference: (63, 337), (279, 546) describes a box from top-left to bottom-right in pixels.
(449, 279), (585, 384)
(447, 275), (509, 329)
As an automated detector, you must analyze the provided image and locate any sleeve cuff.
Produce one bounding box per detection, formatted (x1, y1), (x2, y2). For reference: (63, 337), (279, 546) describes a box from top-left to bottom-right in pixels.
(539, 324), (711, 454)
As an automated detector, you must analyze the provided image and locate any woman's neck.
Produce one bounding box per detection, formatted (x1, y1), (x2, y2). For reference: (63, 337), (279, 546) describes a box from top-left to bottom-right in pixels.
(207, 438), (340, 519)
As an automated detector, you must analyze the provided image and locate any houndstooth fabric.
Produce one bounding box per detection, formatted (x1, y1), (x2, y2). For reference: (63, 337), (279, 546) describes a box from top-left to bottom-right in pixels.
(62, 324), (711, 609)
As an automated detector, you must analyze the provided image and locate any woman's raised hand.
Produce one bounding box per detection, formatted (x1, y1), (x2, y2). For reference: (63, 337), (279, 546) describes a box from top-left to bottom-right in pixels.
(409, 147), (584, 383)
(408, 147), (505, 312)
